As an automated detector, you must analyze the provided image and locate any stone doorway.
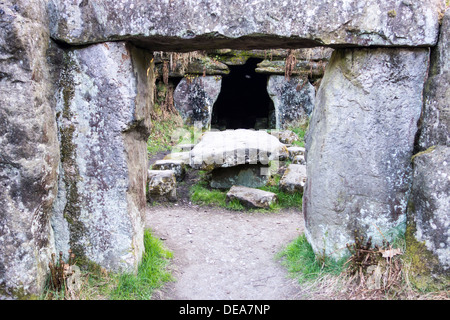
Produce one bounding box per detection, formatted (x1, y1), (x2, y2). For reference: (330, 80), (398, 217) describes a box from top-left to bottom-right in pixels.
(211, 58), (275, 130)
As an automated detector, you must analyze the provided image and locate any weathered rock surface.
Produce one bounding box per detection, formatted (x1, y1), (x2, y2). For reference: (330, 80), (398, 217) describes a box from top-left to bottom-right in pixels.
(164, 151), (191, 165)
(267, 76), (315, 129)
(189, 129), (289, 170)
(152, 160), (186, 182)
(418, 8), (450, 149)
(256, 60), (327, 78)
(270, 130), (300, 145)
(211, 164), (270, 189)
(292, 155), (306, 165)
(287, 146), (306, 160)
(304, 47), (429, 259)
(147, 170), (177, 202)
(406, 9), (450, 287)
(279, 164), (307, 194)
(226, 185), (277, 209)
(155, 55), (229, 78)
(48, 0), (442, 49)
(173, 76), (222, 130)
(51, 42), (152, 274)
(406, 146), (450, 286)
(0, 0), (59, 298)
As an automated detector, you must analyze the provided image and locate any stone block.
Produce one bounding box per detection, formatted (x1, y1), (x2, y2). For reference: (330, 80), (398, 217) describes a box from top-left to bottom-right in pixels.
(279, 164), (307, 194)
(147, 170), (177, 202)
(226, 185), (277, 209)
(152, 159), (186, 181)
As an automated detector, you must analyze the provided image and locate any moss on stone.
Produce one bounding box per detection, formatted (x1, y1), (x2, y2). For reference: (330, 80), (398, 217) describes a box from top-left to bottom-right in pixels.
(411, 145), (436, 162)
(404, 219), (449, 291)
(0, 284), (39, 300)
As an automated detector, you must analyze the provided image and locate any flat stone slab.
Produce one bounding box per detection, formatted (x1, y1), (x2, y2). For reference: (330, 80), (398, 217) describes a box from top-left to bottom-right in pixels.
(147, 170), (177, 202)
(152, 159), (186, 181)
(190, 129), (289, 170)
(279, 164), (307, 194)
(49, 0), (441, 48)
(164, 151), (191, 165)
(226, 185), (277, 209)
(176, 144), (196, 152)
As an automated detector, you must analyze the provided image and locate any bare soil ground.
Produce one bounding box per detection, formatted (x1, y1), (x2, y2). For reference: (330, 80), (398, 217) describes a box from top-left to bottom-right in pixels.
(146, 204), (304, 300)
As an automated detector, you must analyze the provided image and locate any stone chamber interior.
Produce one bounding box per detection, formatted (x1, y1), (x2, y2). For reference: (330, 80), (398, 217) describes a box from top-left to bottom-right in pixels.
(211, 58), (275, 130)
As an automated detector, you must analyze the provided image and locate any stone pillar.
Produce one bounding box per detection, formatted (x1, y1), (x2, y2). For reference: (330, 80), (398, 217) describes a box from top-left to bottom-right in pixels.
(173, 76), (222, 130)
(267, 75), (315, 130)
(51, 42), (152, 273)
(406, 9), (450, 289)
(304, 47), (429, 259)
(0, 1), (59, 298)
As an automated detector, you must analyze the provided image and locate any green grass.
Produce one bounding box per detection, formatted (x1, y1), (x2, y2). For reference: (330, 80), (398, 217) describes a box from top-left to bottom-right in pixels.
(109, 230), (174, 300)
(41, 230), (174, 300)
(147, 116), (183, 155)
(190, 179), (246, 211)
(276, 234), (346, 283)
(258, 175), (303, 210)
(288, 125), (307, 148)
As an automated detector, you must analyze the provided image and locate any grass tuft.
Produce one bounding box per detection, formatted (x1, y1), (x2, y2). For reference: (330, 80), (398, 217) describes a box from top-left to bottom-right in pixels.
(109, 230), (174, 300)
(277, 234), (346, 284)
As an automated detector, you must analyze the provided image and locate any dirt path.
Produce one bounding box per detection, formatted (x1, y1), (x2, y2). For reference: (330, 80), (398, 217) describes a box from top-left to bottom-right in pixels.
(145, 204), (305, 300)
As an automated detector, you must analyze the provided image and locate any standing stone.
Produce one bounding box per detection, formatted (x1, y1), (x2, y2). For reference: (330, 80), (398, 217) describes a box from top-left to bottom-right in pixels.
(406, 9), (450, 288)
(51, 42), (152, 273)
(173, 76), (222, 130)
(267, 76), (315, 129)
(0, 1), (59, 299)
(407, 146), (449, 288)
(304, 48), (429, 259)
(418, 8), (450, 150)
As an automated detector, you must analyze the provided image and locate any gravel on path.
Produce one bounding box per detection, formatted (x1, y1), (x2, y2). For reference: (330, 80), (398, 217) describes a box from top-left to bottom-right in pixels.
(146, 204), (305, 300)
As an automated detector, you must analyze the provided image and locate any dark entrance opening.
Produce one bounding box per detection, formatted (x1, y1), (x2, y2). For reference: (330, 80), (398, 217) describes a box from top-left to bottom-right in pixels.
(211, 58), (275, 130)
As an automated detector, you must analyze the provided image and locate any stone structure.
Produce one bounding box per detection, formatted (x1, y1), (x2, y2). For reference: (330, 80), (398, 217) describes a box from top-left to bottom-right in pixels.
(267, 76), (315, 129)
(189, 129), (289, 170)
(173, 76), (222, 130)
(304, 48), (430, 259)
(406, 9), (450, 287)
(51, 41), (151, 274)
(1, 0), (449, 298)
